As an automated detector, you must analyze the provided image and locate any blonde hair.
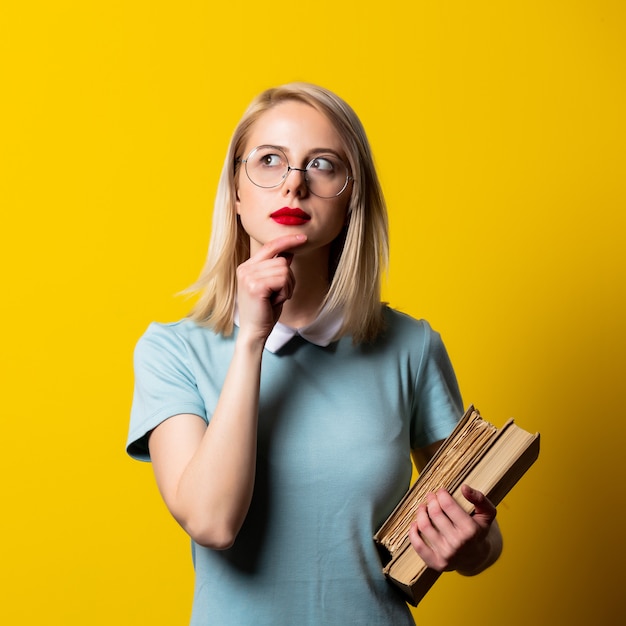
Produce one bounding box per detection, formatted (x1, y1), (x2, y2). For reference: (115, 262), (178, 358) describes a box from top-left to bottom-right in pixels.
(187, 82), (389, 344)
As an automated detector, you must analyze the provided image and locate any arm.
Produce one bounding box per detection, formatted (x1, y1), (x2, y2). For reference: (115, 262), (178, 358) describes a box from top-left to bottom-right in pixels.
(148, 234), (307, 550)
(410, 441), (503, 576)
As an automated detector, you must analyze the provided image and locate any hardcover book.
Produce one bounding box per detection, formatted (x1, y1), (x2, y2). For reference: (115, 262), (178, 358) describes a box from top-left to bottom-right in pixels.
(374, 405), (540, 605)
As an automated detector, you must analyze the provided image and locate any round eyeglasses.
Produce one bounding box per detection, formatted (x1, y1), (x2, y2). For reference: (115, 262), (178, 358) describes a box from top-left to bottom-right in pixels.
(239, 145), (352, 198)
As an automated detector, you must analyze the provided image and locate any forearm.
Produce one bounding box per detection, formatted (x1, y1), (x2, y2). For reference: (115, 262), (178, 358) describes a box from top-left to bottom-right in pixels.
(149, 236), (308, 549)
(154, 334), (265, 549)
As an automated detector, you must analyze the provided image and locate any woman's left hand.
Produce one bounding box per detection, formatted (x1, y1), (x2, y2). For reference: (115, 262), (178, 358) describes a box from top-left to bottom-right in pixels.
(408, 484), (501, 575)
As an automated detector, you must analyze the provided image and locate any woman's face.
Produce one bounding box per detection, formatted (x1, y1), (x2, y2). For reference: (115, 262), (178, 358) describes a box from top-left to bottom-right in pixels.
(236, 100), (352, 259)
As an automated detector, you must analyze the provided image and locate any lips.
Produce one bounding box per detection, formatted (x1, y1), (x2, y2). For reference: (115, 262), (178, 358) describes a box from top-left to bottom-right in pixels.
(270, 207), (311, 226)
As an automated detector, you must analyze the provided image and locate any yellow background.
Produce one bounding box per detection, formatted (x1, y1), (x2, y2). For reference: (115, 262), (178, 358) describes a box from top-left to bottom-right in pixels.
(2, 1), (624, 624)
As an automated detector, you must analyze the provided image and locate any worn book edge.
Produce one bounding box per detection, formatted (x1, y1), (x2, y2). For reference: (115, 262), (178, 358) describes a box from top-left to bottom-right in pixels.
(374, 407), (540, 606)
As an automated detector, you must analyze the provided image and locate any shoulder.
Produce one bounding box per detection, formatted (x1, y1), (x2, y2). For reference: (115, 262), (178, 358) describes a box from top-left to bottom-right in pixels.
(134, 318), (229, 367)
(375, 306), (453, 367)
(379, 306), (439, 346)
(382, 306), (430, 331)
(136, 318), (218, 350)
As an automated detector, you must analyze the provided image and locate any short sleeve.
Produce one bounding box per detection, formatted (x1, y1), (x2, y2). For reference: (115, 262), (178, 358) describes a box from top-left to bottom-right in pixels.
(126, 323), (207, 461)
(410, 323), (464, 450)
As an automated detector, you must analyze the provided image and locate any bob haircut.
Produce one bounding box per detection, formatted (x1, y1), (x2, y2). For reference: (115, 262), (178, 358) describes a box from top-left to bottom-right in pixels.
(187, 82), (389, 344)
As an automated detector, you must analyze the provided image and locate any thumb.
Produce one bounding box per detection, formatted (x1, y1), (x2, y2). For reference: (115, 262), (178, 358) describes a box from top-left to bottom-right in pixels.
(461, 484), (497, 527)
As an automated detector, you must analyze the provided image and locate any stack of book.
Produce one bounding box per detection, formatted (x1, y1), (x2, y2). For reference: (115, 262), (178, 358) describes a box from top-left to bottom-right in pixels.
(374, 406), (540, 605)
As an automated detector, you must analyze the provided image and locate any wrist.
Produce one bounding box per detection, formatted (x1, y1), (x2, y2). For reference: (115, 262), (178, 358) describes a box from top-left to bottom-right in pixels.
(235, 329), (268, 356)
(457, 522), (503, 577)
(456, 539), (492, 577)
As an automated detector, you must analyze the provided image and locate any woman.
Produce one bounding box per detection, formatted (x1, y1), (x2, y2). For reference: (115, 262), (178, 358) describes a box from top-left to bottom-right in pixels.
(127, 82), (502, 625)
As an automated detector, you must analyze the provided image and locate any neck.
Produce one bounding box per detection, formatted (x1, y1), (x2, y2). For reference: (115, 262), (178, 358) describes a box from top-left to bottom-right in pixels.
(279, 246), (331, 328)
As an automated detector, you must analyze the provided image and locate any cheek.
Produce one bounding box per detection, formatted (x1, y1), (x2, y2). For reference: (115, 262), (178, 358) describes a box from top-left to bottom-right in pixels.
(235, 179), (257, 216)
(234, 185), (267, 234)
(335, 195), (352, 227)
(327, 207), (350, 241)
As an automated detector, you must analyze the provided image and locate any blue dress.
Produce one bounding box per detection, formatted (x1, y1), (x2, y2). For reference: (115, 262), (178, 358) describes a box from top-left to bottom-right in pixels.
(127, 307), (463, 625)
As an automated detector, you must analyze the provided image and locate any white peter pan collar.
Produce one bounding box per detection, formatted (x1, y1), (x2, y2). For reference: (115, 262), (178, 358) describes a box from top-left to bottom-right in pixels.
(234, 304), (344, 353)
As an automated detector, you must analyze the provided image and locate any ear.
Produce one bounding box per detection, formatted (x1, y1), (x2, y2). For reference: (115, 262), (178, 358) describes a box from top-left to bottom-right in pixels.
(235, 188), (241, 214)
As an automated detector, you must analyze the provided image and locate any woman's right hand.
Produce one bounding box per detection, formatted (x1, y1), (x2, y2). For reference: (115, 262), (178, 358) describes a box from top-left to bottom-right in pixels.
(235, 234), (307, 343)
(149, 233), (308, 550)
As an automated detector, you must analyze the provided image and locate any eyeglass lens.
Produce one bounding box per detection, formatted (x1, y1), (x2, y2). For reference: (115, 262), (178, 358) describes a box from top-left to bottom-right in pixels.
(244, 145), (349, 198)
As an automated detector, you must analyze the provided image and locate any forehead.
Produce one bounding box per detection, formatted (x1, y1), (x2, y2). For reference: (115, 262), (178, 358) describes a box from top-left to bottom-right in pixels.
(243, 100), (345, 155)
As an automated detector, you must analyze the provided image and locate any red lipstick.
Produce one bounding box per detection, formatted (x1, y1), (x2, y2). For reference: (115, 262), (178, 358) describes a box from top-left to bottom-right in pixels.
(270, 207), (311, 226)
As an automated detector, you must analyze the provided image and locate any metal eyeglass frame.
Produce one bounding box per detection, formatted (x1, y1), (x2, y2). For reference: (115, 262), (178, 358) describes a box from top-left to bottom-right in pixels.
(238, 145), (353, 199)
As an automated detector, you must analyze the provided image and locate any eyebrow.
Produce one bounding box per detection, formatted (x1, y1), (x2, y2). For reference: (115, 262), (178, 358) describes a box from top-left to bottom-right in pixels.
(269, 144), (346, 161)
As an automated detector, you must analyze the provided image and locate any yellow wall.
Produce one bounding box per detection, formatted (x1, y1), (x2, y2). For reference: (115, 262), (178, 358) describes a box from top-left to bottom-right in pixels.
(2, 1), (624, 624)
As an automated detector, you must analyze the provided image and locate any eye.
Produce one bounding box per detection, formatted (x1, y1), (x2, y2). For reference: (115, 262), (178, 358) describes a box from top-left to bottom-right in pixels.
(260, 153), (282, 167)
(309, 156), (336, 174)
(254, 147), (286, 168)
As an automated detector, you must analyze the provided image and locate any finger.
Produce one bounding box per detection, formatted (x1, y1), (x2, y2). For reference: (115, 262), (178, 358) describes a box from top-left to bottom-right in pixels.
(238, 263), (296, 302)
(269, 272), (296, 307)
(427, 489), (468, 526)
(408, 517), (434, 556)
(428, 488), (486, 535)
(238, 255), (296, 283)
(249, 234), (307, 263)
(277, 251), (294, 266)
(422, 492), (456, 534)
(461, 484), (497, 526)
(412, 501), (445, 550)
(408, 516), (447, 572)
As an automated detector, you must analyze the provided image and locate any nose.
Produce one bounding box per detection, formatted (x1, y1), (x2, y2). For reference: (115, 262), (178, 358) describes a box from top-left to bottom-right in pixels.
(282, 166), (309, 197)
